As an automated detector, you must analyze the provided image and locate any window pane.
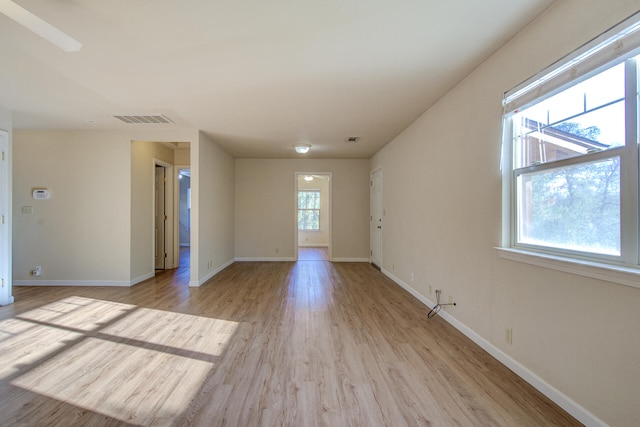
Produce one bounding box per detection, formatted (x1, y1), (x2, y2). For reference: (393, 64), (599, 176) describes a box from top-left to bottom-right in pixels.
(298, 210), (319, 230)
(298, 191), (320, 209)
(514, 63), (625, 168)
(516, 157), (620, 255)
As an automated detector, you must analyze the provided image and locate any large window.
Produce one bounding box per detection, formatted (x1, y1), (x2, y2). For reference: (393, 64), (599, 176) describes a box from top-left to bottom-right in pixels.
(298, 190), (320, 230)
(503, 13), (640, 270)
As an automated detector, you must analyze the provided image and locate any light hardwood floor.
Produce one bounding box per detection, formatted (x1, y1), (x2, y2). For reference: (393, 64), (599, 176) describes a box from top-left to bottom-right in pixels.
(298, 247), (329, 261)
(0, 259), (580, 426)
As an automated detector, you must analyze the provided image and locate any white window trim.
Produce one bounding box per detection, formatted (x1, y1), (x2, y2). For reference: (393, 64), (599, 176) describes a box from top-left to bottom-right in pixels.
(501, 11), (640, 285)
(495, 247), (640, 289)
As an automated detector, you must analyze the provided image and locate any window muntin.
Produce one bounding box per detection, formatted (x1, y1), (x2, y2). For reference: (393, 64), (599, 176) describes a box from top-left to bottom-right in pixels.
(298, 190), (320, 230)
(513, 62), (626, 169)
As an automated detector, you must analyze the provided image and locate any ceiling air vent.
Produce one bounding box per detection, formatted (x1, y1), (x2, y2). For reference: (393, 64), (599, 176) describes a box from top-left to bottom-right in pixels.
(112, 114), (173, 124)
(346, 136), (360, 143)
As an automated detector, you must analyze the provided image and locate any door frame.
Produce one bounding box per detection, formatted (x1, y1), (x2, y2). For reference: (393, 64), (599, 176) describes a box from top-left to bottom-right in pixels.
(152, 159), (177, 271)
(294, 172), (332, 261)
(370, 166), (383, 268)
(0, 130), (12, 305)
(175, 165), (190, 268)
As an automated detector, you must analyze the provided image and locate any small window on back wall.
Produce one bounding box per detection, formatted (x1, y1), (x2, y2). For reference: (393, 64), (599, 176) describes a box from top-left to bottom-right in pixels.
(298, 190), (320, 230)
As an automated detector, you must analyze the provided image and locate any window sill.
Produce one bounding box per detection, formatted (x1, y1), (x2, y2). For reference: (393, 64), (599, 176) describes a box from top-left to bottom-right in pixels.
(495, 247), (640, 290)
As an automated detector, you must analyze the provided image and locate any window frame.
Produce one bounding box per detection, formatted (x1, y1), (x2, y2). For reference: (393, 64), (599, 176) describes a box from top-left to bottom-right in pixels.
(500, 12), (640, 287)
(297, 189), (321, 231)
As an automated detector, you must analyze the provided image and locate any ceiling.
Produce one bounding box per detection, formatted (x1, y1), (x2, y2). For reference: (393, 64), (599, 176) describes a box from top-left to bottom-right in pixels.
(0, 0), (555, 159)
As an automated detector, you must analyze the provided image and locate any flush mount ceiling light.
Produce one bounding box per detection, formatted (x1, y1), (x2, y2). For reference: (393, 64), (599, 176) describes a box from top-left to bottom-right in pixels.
(293, 143), (311, 154)
(0, 0), (82, 52)
(304, 175), (314, 182)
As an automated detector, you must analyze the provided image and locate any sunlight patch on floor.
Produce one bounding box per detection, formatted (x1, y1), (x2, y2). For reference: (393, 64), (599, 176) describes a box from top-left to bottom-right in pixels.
(2, 296), (238, 424)
(12, 337), (214, 423)
(17, 295), (136, 331)
(101, 306), (237, 358)
(0, 318), (83, 380)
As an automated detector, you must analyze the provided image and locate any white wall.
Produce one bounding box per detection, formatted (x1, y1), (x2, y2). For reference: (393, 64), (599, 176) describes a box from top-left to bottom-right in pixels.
(13, 131), (131, 284)
(130, 141), (176, 282)
(235, 159), (369, 261)
(0, 106), (12, 305)
(12, 129), (199, 286)
(174, 148), (190, 166)
(297, 175), (330, 247)
(190, 131), (235, 286)
(371, 1), (640, 425)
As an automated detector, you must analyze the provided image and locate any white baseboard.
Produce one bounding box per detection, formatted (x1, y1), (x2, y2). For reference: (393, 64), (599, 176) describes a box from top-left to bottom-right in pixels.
(189, 259), (235, 287)
(381, 268), (607, 427)
(233, 256), (368, 262)
(130, 272), (155, 286)
(234, 257), (296, 262)
(14, 279), (132, 287)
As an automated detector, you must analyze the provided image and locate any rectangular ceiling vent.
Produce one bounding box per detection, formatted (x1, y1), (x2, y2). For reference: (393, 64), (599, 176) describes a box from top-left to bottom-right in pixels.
(112, 114), (173, 124)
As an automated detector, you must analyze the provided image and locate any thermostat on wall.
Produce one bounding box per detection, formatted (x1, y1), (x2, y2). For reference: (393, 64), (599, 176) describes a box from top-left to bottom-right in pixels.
(32, 189), (50, 200)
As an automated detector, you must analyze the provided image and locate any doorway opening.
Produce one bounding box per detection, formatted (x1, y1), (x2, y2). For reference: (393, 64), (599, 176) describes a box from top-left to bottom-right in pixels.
(370, 167), (383, 268)
(295, 172), (331, 261)
(0, 130), (12, 305)
(154, 164), (168, 270)
(178, 168), (190, 268)
(152, 158), (178, 272)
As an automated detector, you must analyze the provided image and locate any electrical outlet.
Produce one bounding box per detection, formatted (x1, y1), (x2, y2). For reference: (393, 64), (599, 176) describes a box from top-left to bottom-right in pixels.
(429, 285), (433, 294)
(448, 295), (454, 304)
(33, 265), (41, 277)
(275, 248), (279, 254)
(506, 328), (513, 345)
(410, 273), (414, 282)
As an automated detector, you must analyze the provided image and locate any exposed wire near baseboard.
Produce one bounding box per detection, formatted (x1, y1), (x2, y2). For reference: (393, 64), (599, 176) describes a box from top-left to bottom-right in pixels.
(427, 289), (456, 319)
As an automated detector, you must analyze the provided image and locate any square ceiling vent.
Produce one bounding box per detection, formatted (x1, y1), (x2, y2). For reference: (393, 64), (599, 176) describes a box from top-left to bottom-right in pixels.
(112, 114), (173, 124)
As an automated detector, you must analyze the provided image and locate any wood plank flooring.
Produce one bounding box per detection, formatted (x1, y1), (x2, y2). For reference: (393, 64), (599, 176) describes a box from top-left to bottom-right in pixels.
(298, 247), (329, 261)
(0, 260), (580, 426)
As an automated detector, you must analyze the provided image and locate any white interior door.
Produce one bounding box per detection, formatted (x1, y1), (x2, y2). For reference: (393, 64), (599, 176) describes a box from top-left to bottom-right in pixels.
(155, 165), (166, 270)
(370, 167), (383, 267)
(0, 130), (11, 305)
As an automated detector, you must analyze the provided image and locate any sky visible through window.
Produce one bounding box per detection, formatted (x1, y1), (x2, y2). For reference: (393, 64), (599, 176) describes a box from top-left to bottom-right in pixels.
(516, 61), (627, 149)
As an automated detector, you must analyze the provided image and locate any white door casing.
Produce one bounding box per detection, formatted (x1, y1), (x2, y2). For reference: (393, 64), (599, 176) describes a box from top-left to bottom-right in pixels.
(155, 165), (166, 270)
(370, 167), (382, 268)
(0, 130), (12, 305)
